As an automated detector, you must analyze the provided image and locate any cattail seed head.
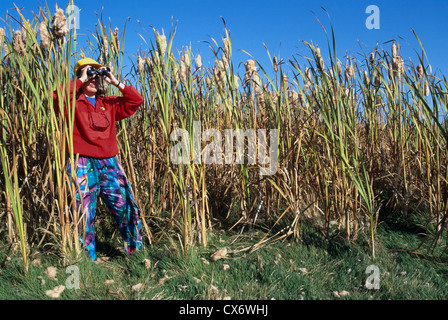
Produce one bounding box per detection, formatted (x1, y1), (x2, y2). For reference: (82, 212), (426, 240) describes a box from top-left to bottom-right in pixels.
(52, 6), (69, 41)
(222, 37), (230, 58)
(101, 36), (109, 59)
(417, 64), (424, 79)
(345, 64), (354, 81)
(244, 59), (257, 85)
(391, 56), (404, 78)
(137, 56), (145, 73)
(194, 54), (202, 70)
(391, 42), (399, 58)
(112, 27), (119, 54)
(14, 30), (24, 54)
(305, 67), (311, 83)
(0, 28), (4, 45)
(233, 74), (239, 91)
(273, 56), (278, 73)
(424, 81), (430, 96)
(3, 43), (10, 63)
(369, 52), (375, 65)
(39, 22), (50, 52)
(336, 60), (342, 76)
(364, 70), (370, 86)
(180, 61), (187, 82)
(283, 74), (288, 89)
(156, 30), (167, 56)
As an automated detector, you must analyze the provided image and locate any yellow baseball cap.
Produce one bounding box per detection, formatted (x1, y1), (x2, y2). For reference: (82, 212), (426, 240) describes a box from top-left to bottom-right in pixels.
(74, 58), (103, 73)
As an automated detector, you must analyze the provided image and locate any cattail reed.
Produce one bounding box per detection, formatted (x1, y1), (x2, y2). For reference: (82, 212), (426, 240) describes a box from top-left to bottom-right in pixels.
(391, 41), (398, 58)
(52, 6), (69, 41)
(417, 64), (424, 79)
(273, 56), (279, 73)
(194, 54), (202, 70)
(369, 51), (375, 65)
(345, 63), (354, 81)
(156, 30), (167, 56)
(101, 36), (109, 60)
(0, 27), (4, 45)
(137, 55), (145, 73)
(39, 22), (50, 54)
(244, 59), (257, 86)
(112, 27), (119, 54)
(1, 8), (447, 268)
(14, 30), (24, 55)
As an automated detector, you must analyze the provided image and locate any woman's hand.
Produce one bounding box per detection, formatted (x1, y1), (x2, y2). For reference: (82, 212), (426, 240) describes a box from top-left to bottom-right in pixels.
(100, 67), (121, 87)
(79, 66), (90, 83)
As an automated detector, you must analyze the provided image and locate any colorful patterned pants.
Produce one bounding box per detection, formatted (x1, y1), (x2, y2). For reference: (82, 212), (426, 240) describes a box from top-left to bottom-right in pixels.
(67, 155), (143, 260)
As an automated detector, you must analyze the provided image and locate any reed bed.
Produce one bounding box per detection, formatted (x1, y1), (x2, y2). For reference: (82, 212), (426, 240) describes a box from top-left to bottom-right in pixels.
(1, 6), (447, 270)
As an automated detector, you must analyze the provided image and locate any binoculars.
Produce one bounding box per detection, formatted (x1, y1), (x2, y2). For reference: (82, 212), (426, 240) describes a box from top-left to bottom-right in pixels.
(87, 67), (110, 78)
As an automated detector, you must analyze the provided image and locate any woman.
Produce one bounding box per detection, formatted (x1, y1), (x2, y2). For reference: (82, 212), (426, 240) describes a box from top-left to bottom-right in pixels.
(53, 58), (144, 260)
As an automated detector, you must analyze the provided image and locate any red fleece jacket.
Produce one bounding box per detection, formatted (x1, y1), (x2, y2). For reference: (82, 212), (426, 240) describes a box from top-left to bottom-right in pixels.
(53, 79), (144, 158)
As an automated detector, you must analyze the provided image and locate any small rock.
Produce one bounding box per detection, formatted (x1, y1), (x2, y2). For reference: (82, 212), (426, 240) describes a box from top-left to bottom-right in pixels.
(131, 283), (143, 292)
(142, 259), (151, 269)
(210, 248), (228, 261)
(45, 285), (65, 299)
(44, 266), (57, 281)
(298, 268), (308, 274)
(32, 258), (42, 267)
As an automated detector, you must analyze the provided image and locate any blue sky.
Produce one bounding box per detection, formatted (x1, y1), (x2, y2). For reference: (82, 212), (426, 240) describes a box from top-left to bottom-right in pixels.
(1, 0), (448, 79)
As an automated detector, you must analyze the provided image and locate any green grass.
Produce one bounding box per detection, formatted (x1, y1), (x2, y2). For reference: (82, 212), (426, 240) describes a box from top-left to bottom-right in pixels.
(1, 214), (447, 301)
